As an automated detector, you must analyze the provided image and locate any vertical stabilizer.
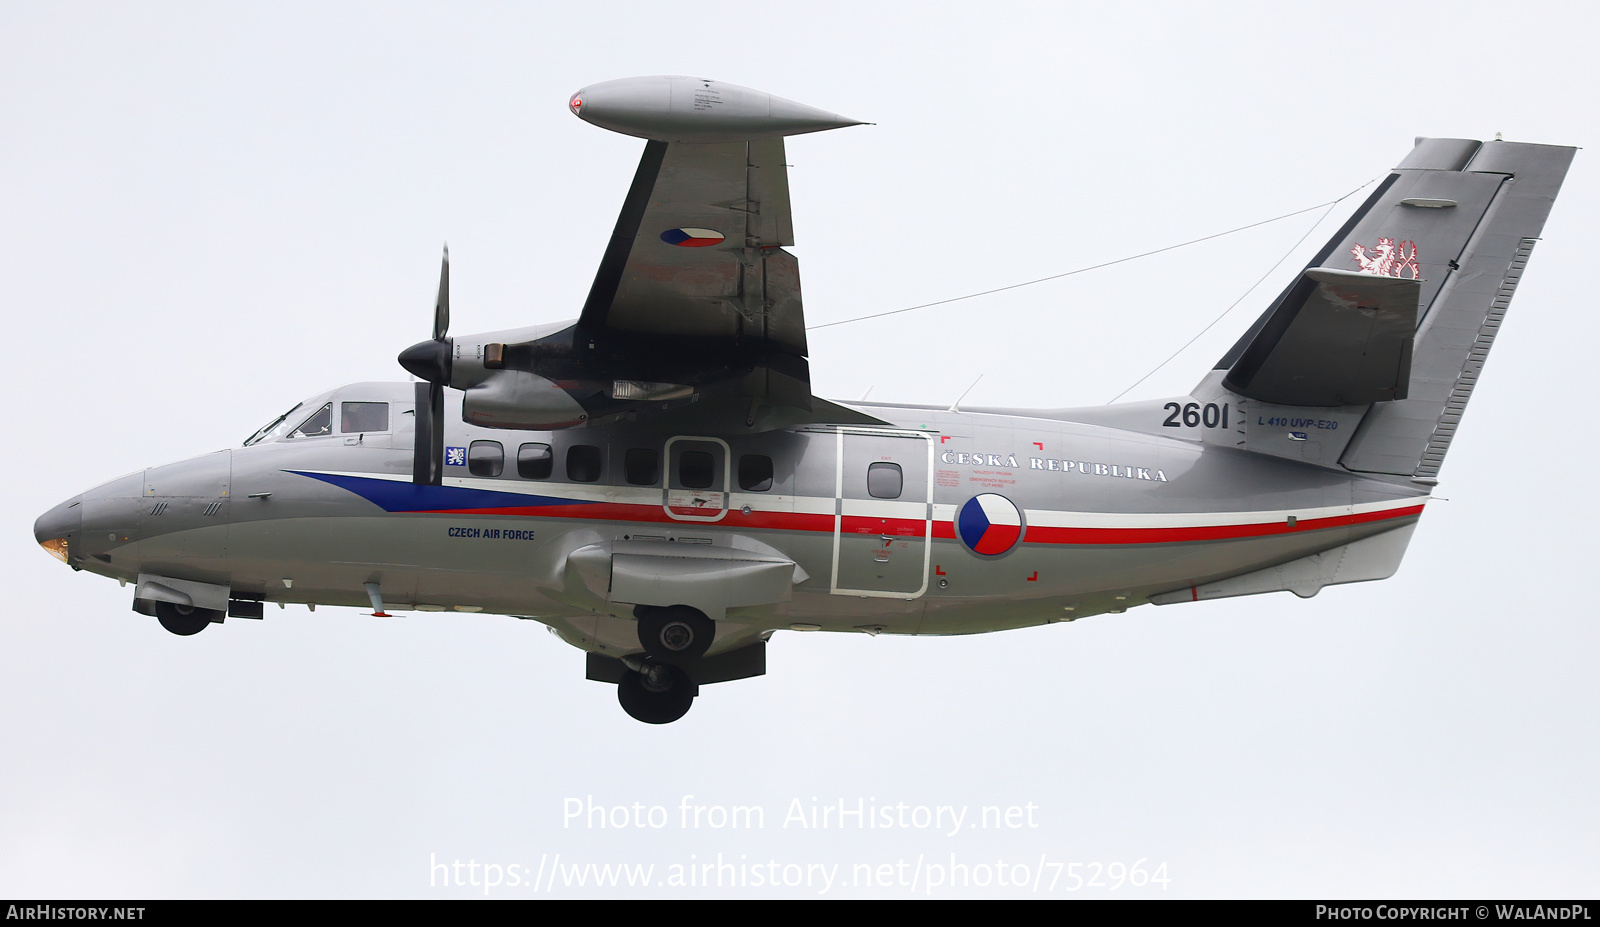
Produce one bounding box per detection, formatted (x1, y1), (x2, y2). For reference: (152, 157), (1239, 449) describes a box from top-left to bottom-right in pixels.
(1209, 137), (1574, 479)
(1338, 140), (1574, 478)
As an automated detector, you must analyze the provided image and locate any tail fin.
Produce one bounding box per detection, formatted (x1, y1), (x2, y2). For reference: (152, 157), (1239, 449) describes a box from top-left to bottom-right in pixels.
(1214, 137), (1574, 479)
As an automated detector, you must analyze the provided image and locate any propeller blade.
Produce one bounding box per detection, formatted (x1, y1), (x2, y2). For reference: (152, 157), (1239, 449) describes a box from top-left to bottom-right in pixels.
(413, 381), (445, 486)
(433, 246), (450, 341)
(409, 245), (451, 486)
(428, 380), (444, 483)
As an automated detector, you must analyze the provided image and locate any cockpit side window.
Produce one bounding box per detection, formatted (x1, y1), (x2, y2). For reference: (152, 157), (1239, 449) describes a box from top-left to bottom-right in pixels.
(287, 403), (334, 439)
(341, 402), (389, 433)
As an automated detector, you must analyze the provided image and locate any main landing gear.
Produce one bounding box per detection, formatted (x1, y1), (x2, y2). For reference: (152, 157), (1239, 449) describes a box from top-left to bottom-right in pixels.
(617, 662), (697, 724)
(615, 605), (715, 724)
(635, 605), (714, 665)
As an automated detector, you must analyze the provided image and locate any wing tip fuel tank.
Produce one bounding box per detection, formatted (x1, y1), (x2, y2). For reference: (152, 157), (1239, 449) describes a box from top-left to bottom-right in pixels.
(569, 75), (866, 142)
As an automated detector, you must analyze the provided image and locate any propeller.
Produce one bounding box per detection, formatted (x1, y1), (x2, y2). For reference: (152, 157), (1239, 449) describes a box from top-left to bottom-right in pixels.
(399, 247), (452, 485)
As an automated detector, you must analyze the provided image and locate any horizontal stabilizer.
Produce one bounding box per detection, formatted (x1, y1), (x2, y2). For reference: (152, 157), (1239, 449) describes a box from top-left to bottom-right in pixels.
(1223, 267), (1420, 406)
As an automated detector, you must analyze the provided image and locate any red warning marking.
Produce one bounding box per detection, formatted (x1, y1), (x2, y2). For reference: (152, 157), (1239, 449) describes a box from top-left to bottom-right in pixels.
(1033, 442), (1043, 450)
(940, 435), (952, 444)
(1026, 571), (1038, 582)
(935, 565), (946, 576)
(1191, 586), (1199, 602)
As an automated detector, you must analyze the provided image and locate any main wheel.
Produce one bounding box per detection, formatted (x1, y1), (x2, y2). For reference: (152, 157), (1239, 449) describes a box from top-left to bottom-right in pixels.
(154, 601), (216, 636)
(636, 605), (714, 665)
(617, 665), (696, 724)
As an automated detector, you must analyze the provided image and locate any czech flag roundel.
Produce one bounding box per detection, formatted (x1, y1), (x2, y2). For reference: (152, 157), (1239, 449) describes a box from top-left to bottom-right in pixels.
(660, 227), (726, 247)
(956, 493), (1024, 556)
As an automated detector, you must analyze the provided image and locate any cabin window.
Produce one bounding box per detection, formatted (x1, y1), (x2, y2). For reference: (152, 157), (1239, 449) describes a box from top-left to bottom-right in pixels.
(517, 443), (553, 480)
(867, 462), (903, 499)
(738, 455), (774, 492)
(625, 448), (659, 485)
(567, 445), (602, 483)
(679, 451), (715, 489)
(468, 441), (504, 477)
(287, 403), (333, 439)
(340, 402), (389, 433)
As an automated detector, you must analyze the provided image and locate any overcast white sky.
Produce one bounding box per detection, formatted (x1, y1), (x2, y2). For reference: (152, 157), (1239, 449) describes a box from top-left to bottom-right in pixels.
(3, 1), (1597, 899)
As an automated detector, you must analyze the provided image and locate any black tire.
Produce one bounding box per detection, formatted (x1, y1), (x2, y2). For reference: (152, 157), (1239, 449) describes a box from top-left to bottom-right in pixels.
(636, 605), (714, 665)
(154, 601), (216, 636)
(616, 665), (696, 724)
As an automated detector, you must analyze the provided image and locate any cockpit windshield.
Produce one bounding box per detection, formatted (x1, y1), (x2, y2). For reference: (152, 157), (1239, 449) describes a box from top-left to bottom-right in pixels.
(241, 384), (404, 447)
(242, 403), (303, 447)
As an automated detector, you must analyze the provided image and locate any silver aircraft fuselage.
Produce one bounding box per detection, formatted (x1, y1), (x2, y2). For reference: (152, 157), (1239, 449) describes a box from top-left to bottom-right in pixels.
(35, 377), (1427, 660)
(26, 76), (1572, 725)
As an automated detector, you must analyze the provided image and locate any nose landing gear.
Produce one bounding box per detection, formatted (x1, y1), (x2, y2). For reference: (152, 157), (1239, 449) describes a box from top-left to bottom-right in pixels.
(148, 601), (221, 636)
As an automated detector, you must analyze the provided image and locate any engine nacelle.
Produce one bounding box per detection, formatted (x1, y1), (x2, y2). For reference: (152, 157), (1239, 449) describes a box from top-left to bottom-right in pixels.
(462, 369), (589, 430)
(569, 76), (863, 143)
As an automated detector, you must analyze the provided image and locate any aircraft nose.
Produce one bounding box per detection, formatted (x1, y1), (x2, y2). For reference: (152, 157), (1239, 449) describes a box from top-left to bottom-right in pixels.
(34, 495), (82, 565)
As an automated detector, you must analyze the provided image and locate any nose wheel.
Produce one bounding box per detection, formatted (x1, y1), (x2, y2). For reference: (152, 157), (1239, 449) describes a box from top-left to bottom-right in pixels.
(616, 663), (696, 724)
(153, 601), (219, 636)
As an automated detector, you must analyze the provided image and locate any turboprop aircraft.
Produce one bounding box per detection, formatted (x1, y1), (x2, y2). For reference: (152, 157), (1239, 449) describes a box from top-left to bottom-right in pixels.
(32, 76), (1575, 723)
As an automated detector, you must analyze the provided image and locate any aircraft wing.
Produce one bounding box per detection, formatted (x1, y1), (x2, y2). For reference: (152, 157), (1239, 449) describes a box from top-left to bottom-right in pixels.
(578, 138), (807, 359)
(438, 78), (881, 433)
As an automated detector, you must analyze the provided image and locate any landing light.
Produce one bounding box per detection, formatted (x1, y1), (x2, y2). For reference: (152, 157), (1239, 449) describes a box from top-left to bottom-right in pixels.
(611, 380), (693, 402)
(39, 538), (68, 564)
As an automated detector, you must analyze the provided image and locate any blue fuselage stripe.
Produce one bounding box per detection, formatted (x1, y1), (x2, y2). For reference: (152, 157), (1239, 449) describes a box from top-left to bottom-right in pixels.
(287, 470), (583, 513)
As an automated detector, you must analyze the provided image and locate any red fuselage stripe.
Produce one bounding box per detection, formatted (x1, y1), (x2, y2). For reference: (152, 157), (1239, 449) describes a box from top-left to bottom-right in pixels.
(1021, 504), (1425, 545)
(418, 501), (1424, 546)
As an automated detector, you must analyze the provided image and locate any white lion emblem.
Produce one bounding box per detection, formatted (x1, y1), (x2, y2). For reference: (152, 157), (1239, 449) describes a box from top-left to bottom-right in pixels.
(1350, 238), (1420, 279)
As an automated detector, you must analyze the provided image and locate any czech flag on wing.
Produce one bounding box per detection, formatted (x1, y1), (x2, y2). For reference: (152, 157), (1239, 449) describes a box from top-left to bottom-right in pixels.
(660, 228), (726, 247)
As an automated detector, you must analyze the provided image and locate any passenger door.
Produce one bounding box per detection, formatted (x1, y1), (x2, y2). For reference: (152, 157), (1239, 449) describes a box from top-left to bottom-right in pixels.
(832, 428), (933, 598)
